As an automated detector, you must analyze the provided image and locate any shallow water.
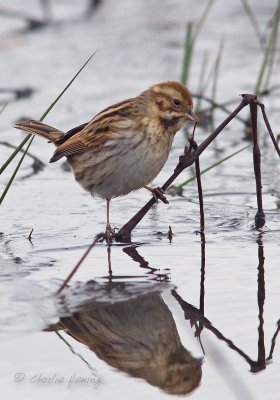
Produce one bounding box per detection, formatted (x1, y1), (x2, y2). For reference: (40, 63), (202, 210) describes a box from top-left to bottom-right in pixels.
(0, 1), (280, 399)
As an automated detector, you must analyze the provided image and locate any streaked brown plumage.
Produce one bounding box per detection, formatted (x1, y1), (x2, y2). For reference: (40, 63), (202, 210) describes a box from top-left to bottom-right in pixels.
(48, 282), (202, 395)
(15, 81), (195, 235)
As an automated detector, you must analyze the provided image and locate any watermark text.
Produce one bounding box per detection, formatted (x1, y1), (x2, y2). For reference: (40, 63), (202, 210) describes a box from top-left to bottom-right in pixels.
(14, 372), (101, 389)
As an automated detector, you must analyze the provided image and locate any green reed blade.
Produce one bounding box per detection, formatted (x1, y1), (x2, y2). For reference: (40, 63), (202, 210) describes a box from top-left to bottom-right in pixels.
(262, 1), (280, 91)
(255, 1), (280, 95)
(181, 0), (215, 86)
(181, 23), (194, 86)
(0, 52), (96, 176)
(0, 136), (34, 204)
(0, 52), (96, 204)
(193, 0), (215, 40)
(241, 0), (264, 48)
(176, 144), (251, 189)
(211, 36), (224, 106)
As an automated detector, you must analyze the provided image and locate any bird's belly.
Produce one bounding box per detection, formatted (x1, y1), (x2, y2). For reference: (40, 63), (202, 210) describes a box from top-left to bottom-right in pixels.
(68, 132), (173, 199)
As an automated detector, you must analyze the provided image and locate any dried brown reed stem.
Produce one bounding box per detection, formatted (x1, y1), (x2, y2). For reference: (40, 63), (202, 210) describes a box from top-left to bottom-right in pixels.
(116, 94), (280, 240)
(116, 95), (254, 241)
(267, 320), (280, 360)
(27, 228), (34, 242)
(250, 101), (265, 229)
(188, 123), (205, 233)
(58, 94), (280, 292)
(56, 234), (102, 294)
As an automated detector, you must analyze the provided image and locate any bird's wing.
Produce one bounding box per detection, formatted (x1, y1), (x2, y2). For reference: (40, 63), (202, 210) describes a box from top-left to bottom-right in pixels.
(49, 123), (109, 162)
(50, 97), (137, 163)
(55, 121), (91, 145)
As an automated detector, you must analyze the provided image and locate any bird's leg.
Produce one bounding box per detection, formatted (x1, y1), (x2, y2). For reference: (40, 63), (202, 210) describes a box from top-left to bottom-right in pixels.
(105, 198), (115, 237)
(143, 185), (169, 204)
(96, 199), (115, 243)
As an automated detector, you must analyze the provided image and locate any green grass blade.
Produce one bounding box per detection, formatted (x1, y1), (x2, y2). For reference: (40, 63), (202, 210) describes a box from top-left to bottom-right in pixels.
(176, 144), (251, 189)
(0, 140), (45, 167)
(181, 23), (194, 85)
(0, 52), (96, 204)
(39, 51), (96, 121)
(0, 51), (96, 176)
(194, 52), (209, 113)
(0, 97), (12, 116)
(262, 1), (280, 91)
(193, 0), (215, 40)
(181, 0), (215, 87)
(0, 135), (31, 175)
(195, 36), (224, 108)
(241, 0), (264, 48)
(255, 1), (280, 95)
(211, 36), (224, 105)
(0, 136), (34, 204)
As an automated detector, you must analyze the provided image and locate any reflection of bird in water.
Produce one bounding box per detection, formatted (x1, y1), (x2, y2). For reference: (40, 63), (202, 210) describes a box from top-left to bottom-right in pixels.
(50, 282), (202, 395)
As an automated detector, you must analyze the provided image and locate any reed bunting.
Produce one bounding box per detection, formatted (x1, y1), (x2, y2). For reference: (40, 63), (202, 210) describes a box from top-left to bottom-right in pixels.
(15, 81), (195, 237)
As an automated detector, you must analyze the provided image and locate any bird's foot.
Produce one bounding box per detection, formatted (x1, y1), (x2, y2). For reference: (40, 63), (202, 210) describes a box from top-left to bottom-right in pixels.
(105, 223), (115, 237)
(152, 187), (169, 204)
(95, 224), (116, 244)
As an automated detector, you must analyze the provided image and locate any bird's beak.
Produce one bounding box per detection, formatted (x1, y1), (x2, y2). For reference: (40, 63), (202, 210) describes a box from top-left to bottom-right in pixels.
(185, 111), (196, 123)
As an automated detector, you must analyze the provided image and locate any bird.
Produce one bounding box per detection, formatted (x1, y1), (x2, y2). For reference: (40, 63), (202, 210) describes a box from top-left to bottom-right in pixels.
(15, 81), (195, 239)
(48, 281), (202, 394)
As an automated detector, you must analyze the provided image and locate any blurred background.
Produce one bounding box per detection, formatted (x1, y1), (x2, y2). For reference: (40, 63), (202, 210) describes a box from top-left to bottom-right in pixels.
(0, 0), (279, 130)
(0, 1), (280, 400)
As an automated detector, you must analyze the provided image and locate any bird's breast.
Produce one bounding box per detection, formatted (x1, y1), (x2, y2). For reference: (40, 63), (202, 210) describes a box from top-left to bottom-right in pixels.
(68, 128), (175, 199)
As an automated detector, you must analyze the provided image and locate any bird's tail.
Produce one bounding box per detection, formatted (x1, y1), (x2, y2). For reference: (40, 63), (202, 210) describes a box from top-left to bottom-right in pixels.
(14, 120), (64, 146)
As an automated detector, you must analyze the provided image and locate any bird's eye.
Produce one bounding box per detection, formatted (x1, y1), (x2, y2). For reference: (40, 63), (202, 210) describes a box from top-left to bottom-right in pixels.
(172, 99), (181, 106)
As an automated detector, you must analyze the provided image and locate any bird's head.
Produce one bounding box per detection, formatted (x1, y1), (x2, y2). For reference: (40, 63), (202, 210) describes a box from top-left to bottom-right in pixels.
(143, 81), (195, 130)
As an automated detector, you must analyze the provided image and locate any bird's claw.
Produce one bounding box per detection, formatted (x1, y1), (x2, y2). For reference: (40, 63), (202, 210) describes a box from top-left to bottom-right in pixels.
(95, 224), (116, 244)
(152, 187), (169, 204)
(106, 224), (115, 235)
